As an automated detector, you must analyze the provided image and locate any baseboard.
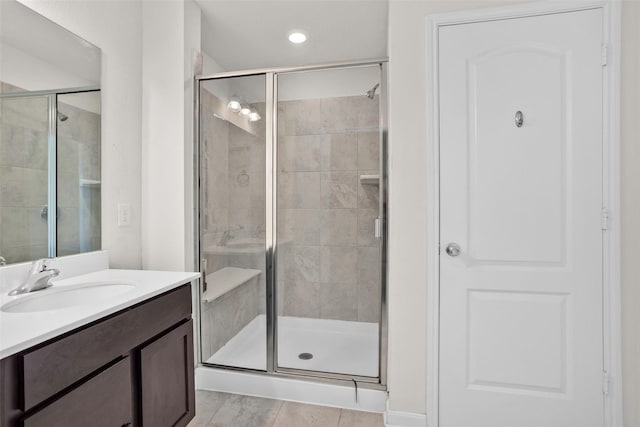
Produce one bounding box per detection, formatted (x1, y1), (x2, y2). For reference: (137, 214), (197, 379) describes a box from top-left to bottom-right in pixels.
(384, 409), (428, 427)
(196, 366), (387, 413)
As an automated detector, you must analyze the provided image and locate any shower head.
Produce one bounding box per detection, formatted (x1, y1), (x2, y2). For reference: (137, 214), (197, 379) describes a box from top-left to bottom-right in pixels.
(57, 112), (68, 122)
(365, 83), (380, 100)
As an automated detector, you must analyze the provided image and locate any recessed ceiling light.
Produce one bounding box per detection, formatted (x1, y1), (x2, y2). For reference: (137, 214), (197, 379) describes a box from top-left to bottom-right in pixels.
(249, 111), (261, 122)
(288, 31), (307, 44)
(240, 107), (251, 117)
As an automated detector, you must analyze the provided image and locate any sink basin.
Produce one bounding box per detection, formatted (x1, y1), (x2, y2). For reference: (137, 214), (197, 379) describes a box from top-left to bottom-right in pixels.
(1, 281), (136, 313)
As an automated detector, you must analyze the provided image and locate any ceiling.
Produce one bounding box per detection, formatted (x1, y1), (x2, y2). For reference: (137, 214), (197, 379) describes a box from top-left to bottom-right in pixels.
(196, 0), (389, 72)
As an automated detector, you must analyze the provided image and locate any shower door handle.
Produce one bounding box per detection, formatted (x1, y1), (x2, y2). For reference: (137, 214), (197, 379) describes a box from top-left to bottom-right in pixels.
(201, 258), (208, 293)
(374, 217), (382, 239)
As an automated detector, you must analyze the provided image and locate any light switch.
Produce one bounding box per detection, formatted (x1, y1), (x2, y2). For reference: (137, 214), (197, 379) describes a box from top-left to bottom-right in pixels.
(117, 203), (131, 227)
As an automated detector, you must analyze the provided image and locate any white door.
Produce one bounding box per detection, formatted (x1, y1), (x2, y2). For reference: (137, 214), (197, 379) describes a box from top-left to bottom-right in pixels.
(439, 9), (604, 427)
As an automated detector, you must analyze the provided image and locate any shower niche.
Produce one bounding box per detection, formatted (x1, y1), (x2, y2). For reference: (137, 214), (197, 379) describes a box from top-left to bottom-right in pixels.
(197, 62), (387, 385)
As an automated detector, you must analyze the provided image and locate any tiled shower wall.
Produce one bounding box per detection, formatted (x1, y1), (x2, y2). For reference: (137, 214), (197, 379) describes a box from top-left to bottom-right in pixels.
(200, 89), (266, 271)
(57, 101), (101, 257)
(200, 91), (229, 273)
(0, 82), (100, 264)
(0, 84), (49, 263)
(277, 95), (381, 323)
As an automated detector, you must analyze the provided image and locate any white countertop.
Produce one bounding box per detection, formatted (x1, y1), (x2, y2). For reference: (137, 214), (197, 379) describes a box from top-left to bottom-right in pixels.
(0, 269), (200, 359)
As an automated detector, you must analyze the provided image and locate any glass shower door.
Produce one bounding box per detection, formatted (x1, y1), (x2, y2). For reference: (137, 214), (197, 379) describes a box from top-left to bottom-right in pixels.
(275, 65), (383, 378)
(0, 93), (50, 264)
(198, 74), (268, 370)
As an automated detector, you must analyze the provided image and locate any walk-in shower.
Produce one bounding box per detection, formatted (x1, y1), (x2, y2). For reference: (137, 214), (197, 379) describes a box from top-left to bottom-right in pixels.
(196, 60), (387, 388)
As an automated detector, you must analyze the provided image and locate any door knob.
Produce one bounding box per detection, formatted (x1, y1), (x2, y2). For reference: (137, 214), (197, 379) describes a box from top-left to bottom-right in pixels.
(445, 243), (461, 257)
(515, 110), (524, 127)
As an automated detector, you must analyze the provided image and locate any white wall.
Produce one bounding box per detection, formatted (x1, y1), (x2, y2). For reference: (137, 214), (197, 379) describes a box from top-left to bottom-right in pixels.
(141, 1), (185, 271)
(387, 0), (640, 422)
(18, 0), (143, 269)
(141, 0), (201, 272)
(184, 0), (201, 272)
(203, 51), (226, 75)
(620, 2), (640, 426)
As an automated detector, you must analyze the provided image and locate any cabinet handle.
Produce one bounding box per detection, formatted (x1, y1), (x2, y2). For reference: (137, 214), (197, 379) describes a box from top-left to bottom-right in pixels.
(121, 423), (132, 427)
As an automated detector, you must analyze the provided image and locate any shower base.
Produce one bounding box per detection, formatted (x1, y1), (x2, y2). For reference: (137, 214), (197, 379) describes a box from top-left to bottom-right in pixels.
(205, 314), (379, 378)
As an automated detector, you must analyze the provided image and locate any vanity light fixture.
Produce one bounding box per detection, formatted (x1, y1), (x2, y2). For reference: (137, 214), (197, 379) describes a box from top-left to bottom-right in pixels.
(249, 111), (261, 122)
(225, 98), (261, 122)
(227, 99), (241, 112)
(288, 31), (307, 44)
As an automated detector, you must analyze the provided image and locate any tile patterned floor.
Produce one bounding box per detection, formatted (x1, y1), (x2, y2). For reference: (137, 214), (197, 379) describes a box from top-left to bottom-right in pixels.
(188, 390), (385, 427)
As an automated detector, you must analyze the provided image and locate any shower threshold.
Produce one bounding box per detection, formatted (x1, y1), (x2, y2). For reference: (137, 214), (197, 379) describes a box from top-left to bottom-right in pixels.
(205, 314), (379, 377)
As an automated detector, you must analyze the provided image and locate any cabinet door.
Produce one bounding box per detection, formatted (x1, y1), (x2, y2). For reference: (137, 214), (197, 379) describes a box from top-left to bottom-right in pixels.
(22, 357), (132, 427)
(140, 319), (195, 427)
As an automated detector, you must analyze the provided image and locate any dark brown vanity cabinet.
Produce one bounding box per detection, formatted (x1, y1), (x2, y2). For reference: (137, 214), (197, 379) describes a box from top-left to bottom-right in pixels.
(22, 357), (133, 427)
(0, 284), (195, 427)
(140, 320), (195, 427)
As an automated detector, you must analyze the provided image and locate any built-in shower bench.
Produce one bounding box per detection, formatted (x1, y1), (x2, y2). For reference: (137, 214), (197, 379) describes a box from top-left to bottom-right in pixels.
(202, 266), (261, 303)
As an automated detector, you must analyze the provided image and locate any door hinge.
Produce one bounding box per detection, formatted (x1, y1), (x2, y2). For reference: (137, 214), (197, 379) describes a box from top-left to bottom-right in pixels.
(601, 44), (609, 66)
(601, 207), (609, 231)
(603, 371), (610, 395)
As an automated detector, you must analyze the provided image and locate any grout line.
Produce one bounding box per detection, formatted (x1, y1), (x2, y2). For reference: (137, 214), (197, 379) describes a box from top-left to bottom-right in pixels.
(269, 399), (286, 427)
(202, 391), (231, 427)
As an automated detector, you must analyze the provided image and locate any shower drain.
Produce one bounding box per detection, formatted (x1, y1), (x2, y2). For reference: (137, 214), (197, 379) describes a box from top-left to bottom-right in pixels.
(298, 352), (313, 360)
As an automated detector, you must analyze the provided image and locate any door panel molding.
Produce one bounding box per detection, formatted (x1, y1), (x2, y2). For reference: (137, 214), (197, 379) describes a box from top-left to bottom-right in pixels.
(426, 1), (622, 426)
(466, 45), (570, 267)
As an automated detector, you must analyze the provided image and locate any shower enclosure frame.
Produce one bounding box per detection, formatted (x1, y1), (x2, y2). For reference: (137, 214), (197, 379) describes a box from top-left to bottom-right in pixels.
(194, 58), (389, 390)
(0, 86), (100, 259)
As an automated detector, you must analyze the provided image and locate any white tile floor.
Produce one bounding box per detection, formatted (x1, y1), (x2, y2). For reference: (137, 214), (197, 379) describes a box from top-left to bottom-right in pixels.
(206, 315), (379, 377)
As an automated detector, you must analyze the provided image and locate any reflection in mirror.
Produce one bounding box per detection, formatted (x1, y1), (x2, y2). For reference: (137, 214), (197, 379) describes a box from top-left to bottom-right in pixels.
(56, 92), (101, 257)
(0, 0), (100, 92)
(0, 93), (50, 263)
(0, 0), (101, 265)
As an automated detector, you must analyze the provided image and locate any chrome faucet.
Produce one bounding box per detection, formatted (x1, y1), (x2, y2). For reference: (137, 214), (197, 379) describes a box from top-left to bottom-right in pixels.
(8, 258), (60, 296)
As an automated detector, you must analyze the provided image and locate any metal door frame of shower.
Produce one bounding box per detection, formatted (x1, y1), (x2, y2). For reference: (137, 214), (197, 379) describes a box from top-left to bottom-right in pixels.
(194, 58), (389, 390)
(0, 86), (100, 258)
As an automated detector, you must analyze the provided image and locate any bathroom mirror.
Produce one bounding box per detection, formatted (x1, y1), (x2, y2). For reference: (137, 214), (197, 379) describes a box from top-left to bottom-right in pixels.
(0, 0), (102, 265)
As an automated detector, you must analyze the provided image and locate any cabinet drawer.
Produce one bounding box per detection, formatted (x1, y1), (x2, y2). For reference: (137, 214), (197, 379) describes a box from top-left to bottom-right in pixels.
(21, 284), (191, 410)
(22, 357), (132, 427)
